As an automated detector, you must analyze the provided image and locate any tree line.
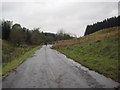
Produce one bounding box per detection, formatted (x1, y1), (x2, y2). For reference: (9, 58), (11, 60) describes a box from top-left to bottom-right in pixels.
(84, 16), (120, 36)
(1, 20), (73, 45)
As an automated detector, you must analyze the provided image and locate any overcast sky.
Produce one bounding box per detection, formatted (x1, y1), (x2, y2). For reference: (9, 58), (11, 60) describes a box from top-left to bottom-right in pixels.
(1, 0), (119, 37)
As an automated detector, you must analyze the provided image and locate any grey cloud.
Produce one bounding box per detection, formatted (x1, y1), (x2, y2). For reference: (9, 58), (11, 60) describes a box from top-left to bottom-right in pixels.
(1, 1), (118, 36)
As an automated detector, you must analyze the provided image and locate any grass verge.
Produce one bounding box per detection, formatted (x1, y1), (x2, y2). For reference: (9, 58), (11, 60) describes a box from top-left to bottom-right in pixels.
(53, 27), (119, 82)
(2, 45), (42, 78)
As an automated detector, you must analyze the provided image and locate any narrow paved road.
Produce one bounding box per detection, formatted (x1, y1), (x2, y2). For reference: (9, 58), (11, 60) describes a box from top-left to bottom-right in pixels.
(3, 45), (119, 88)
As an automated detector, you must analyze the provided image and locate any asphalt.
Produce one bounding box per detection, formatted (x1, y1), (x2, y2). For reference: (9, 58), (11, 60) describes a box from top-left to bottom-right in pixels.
(2, 45), (119, 88)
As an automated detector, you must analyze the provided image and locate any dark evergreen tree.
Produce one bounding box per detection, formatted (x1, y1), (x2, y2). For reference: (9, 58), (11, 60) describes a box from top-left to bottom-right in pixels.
(2, 20), (12, 40)
(84, 16), (120, 36)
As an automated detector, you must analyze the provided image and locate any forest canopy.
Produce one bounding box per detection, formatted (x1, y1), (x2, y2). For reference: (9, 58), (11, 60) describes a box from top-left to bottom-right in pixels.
(84, 16), (120, 36)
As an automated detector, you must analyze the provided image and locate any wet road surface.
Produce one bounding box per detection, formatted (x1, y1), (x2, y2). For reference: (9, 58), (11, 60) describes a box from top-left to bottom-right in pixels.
(3, 45), (119, 88)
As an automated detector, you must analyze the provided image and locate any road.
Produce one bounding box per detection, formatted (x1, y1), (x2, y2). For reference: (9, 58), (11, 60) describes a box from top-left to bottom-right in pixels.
(3, 45), (119, 88)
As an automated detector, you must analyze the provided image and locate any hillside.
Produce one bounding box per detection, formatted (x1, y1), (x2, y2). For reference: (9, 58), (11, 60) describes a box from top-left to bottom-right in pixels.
(84, 16), (119, 36)
(53, 27), (119, 82)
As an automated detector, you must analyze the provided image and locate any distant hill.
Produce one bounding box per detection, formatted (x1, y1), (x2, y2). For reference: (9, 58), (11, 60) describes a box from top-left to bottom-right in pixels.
(84, 16), (120, 36)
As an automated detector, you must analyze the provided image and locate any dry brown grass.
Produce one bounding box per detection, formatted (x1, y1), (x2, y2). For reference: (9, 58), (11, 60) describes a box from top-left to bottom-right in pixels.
(53, 27), (119, 47)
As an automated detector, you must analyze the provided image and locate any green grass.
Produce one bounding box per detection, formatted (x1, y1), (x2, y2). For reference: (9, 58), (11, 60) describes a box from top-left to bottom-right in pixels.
(2, 40), (37, 63)
(2, 45), (41, 78)
(53, 27), (119, 82)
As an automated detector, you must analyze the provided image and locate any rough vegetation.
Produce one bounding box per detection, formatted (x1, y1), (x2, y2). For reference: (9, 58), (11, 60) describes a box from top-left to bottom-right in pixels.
(3, 45), (42, 78)
(2, 40), (37, 63)
(53, 27), (119, 82)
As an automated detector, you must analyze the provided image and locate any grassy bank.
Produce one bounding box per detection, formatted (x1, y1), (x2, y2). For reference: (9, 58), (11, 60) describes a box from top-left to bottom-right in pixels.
(2, 40), (38, 63)
(2, 43), (41, 78)
(53, 27), (119, 82)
